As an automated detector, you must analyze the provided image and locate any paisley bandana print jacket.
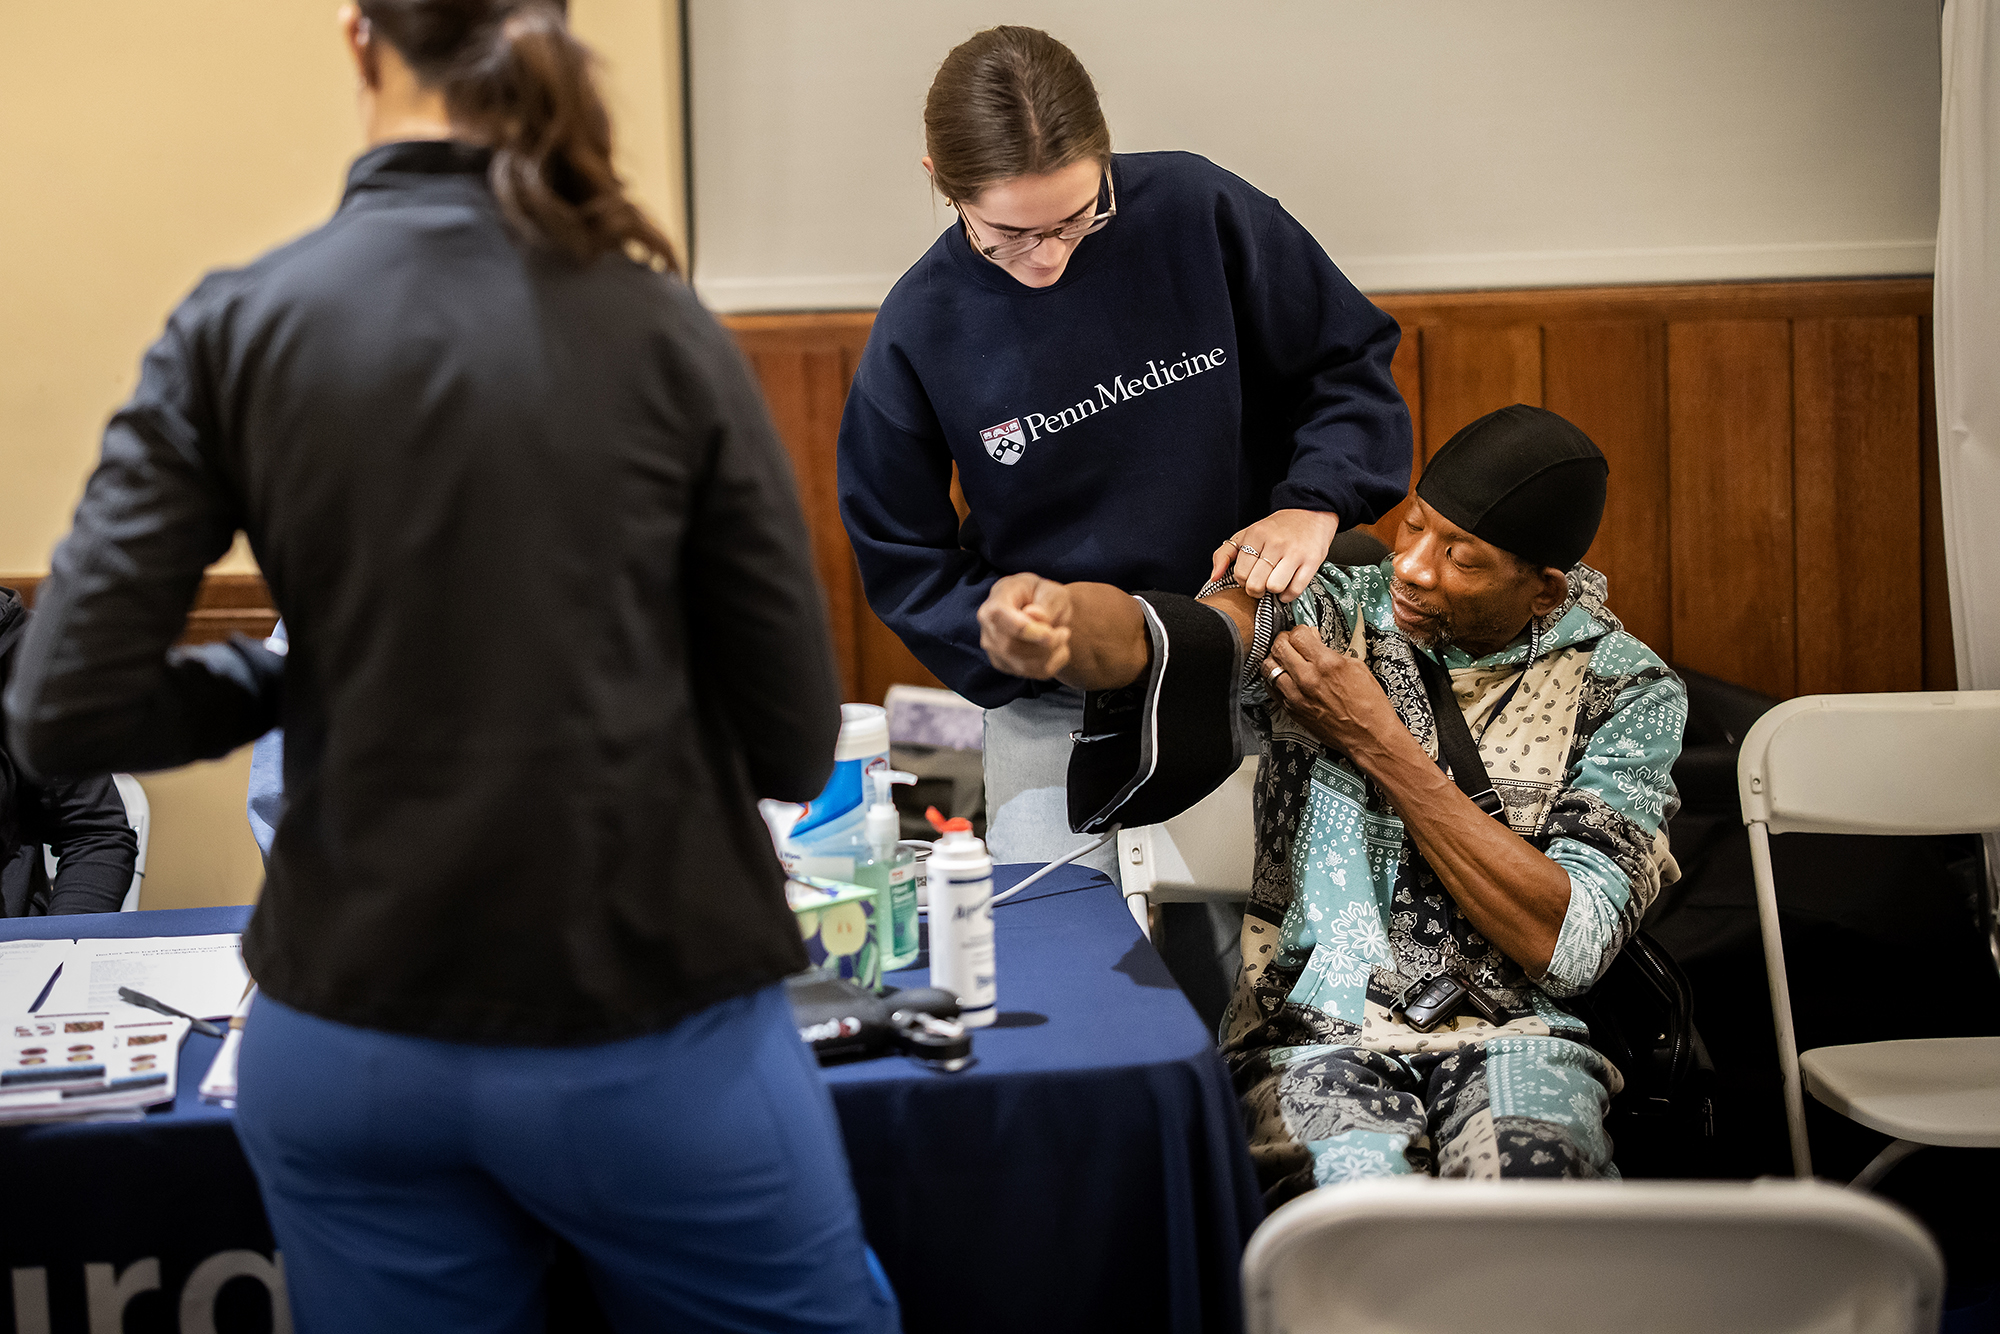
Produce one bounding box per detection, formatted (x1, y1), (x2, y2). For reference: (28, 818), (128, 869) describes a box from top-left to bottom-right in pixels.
(1219, 560), (1686, 1080)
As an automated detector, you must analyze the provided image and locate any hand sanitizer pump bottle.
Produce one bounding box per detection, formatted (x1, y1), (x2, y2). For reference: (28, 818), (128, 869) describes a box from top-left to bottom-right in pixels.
(857, 769), (919, 971)
(925, 808), (996, 1028)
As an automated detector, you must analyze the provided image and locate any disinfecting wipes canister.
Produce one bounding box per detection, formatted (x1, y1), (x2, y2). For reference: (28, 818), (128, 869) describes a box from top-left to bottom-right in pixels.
(926, 823), (996, 1028)
(790, 704), (892, 879)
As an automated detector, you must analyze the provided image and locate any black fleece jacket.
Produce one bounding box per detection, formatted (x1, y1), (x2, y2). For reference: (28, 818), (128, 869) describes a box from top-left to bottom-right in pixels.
(4, 142), (840, 1041)
(0, 589), (137, 916)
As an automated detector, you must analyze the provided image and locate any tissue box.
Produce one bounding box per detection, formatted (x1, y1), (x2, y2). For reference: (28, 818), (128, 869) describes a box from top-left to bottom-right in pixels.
(791, 880), (881, 991)
(885, 684), (984, 751)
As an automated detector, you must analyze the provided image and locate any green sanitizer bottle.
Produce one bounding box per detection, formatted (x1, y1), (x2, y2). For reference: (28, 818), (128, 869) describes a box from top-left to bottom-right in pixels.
(856, 768), (920, 973)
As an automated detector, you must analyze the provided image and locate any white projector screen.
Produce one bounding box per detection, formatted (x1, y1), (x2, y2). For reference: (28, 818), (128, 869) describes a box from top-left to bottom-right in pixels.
(686, 0), (1939, 312)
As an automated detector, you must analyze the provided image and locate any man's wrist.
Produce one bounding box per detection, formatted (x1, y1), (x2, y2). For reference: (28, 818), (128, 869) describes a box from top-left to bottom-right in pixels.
(1345, 721), (1437, 792)
(1051, 584), (1148, 690)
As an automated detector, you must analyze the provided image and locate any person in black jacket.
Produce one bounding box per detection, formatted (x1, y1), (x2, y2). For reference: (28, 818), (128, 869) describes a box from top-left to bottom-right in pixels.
(2, 4), (895, 1331)
(0, 588), (137, 917)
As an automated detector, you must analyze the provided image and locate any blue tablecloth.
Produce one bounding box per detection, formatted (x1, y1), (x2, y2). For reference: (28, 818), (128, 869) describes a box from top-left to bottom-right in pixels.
(0, 865), (1262, 1333)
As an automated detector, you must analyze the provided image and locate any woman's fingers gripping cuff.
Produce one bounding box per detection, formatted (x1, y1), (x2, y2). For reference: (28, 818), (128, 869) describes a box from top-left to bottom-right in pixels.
(1265, 555), (1304, 604)
(1235, 546), (1269, 597)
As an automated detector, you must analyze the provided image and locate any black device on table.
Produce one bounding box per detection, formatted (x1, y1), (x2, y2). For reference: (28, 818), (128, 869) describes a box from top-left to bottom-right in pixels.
(785, 975), (973, 1072)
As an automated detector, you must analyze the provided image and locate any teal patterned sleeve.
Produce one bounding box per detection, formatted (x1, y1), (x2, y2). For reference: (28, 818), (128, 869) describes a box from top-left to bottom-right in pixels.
(1539, 664), (1687, 997)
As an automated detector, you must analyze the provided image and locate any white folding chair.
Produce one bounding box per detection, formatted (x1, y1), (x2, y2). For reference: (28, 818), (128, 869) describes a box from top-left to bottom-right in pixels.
(1739, 690), (2000, 1184)
(41, 773), (149, 912)
(1243, 1177), (1943, 1334)
(1117, 756), (1257, 937)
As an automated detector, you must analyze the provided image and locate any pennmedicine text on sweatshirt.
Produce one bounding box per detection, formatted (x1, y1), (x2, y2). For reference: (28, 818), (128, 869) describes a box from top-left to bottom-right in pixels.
(838, 151), (1413, 707)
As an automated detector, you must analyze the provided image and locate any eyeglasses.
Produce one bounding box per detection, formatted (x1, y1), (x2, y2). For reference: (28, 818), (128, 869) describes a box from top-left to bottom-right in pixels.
(960, 169), (1116, 262)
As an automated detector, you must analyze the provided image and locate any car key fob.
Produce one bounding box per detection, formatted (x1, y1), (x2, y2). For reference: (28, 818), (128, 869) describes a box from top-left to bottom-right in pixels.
(1393, 973), (1470, 1032)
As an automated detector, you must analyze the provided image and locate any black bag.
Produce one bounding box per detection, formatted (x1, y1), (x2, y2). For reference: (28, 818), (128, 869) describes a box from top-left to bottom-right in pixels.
(1410, 648), (1713, 1175)
(1567, 929), (1717, 1176)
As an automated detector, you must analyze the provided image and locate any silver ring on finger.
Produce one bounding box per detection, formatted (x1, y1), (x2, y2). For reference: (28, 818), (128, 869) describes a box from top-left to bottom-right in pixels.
(1236, 544), (1260, 558)
(1267, 665), (1288, 682)
(1254, 553), (1274, 566)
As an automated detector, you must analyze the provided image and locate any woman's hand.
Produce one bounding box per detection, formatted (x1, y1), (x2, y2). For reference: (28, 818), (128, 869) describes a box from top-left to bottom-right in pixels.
(978, 573), (1074, 680)
(1261, 626), (1405, 764)
(1208, 509), (1341, 604)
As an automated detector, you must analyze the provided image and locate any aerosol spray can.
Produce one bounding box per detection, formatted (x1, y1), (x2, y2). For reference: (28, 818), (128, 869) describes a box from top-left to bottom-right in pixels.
(925, 808), (996, 1028)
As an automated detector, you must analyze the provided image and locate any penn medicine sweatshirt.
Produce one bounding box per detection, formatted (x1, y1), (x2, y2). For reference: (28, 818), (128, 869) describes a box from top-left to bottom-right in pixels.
(838, 151), (1412, 706)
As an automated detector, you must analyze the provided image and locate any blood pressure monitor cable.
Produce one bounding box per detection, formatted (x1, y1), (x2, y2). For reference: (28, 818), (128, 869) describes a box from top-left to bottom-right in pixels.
(987, 827), (1118, 905)
(901, 826), (1119, 910)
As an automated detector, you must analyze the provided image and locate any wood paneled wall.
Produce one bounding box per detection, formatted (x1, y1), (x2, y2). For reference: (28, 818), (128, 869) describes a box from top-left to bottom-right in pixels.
(732, 277), (1952, 706)
(10, 280), (1945, 704)
(727, 313), (945, 706)
(1365, 279), (1949, 699)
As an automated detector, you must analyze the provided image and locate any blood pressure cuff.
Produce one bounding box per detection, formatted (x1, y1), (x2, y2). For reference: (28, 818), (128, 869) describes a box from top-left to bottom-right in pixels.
(1067, 591), (1251, 834)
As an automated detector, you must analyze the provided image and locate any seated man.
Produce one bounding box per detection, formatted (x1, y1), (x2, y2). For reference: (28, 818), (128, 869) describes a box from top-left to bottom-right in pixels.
(0, 588), (139, 915)
(977, 405), (1683, 1201)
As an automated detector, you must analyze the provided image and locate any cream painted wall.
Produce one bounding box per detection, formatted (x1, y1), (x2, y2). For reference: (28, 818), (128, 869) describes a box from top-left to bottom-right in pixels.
(688, 0), (1941, 310)
(575, 0), (689, 267)
(131, 750), (265, 912)
(0, 5), (360, 575)
(1, 1), (687, 912)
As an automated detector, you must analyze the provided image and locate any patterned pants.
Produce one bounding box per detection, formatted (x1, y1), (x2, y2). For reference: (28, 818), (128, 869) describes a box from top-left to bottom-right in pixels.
(1243, 1036), (1617, 1206)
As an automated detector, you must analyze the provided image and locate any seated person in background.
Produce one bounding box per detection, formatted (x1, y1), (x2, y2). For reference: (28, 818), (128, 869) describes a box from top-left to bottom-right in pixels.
(978, 405), (1684, 1201)
(0, 588), (138, 915)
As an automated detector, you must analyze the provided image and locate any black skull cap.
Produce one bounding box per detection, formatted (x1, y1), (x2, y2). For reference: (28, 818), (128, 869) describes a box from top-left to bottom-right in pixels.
(1415, 404), (1608, 572)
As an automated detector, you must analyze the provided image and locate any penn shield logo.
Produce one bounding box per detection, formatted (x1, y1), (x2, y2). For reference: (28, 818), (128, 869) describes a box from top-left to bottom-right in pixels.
(980, 418), (1028, 466)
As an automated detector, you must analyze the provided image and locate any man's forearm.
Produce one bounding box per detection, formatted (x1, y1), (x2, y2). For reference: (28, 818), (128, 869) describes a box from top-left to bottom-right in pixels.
(982, 578), (1254, 692)
(1048, 583), (1150, 691)
(1344, 727), (1571, 975)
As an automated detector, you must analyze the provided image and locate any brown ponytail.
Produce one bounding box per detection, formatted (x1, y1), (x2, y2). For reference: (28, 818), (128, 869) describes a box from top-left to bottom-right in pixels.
(357, 0), (678, 271)
(923, 26), (1111, 205)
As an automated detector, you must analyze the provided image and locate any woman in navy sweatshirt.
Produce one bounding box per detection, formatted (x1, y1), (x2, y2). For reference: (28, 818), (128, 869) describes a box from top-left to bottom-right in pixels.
(837, 25), (1412, 872)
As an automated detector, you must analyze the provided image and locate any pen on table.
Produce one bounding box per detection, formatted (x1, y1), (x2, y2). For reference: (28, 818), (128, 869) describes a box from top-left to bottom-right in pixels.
(28, 963), (61, 1013)
(116, 987), (226, 1038)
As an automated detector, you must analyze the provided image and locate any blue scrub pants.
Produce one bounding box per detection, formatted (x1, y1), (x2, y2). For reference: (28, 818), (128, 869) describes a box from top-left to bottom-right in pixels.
(235, 985), (900, 1334)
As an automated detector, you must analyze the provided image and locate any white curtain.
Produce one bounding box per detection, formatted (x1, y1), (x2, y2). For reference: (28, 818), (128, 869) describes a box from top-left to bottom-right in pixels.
(1936, 0), (2000, 921)
(1939, 0), (2000, 691)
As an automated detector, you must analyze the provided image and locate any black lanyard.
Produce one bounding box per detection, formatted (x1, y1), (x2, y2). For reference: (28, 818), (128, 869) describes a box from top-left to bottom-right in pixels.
(1473, 670), (1530, 747)
(1409, 649), (1511, 822)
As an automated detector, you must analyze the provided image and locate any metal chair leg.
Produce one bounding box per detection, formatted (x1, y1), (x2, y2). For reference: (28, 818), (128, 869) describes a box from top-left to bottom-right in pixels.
(1125, 891), (1151, 939)
(1979, 835), (2000, 981)
(1849, 1138), (1925, 1192)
